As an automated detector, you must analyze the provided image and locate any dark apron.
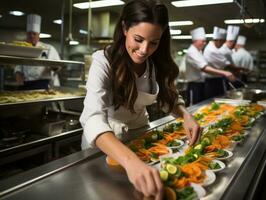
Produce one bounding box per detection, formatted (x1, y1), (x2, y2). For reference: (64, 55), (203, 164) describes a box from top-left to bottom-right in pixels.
(204, 77), (226, 99)
(186, 82), (205, 106)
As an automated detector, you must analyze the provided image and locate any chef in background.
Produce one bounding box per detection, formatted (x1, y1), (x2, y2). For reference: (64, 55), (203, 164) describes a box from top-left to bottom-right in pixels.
(203, 26), (234, 98)
(14, 14), (61, 90)
(232, 35), (254, 83)
(185, 27), (235, 105)
(219, 26), (245, 75)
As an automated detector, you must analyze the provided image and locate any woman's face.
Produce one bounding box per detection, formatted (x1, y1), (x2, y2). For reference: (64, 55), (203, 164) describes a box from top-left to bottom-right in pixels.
(124, 22), (163, 64)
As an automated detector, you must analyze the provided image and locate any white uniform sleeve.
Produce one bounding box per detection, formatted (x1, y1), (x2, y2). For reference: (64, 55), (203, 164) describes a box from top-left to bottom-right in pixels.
(79, 51), (113, 148)
(187, 49), (208, 70)
(47, 45), (60, 60)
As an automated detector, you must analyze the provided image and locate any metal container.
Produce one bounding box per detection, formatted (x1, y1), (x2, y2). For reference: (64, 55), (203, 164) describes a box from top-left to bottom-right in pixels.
(225, 88), (266, 101)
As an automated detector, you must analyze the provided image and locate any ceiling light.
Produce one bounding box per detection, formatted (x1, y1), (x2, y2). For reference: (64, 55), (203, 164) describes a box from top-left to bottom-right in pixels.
(79, 29), (88, 35)
(9, 11), (25, 16)
(172, 35), (192, 40)
(172, 33), (213, 39)
(224, 18), (265, 24)
(169, 21), (193, 26)
(39, 33), (52, 38)
(53, 19), (62, 25)
(170, 29), (182, 35)
(171, 0), (233, 7)
(69, 40), (79, 45)
(0, 14), (2, 18)
(177, 51), (183, 55)
(74, 0), (124, 9)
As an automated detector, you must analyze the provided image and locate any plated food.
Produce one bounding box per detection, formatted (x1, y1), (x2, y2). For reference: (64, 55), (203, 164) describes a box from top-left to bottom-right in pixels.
(0, 89), (86, 105)
(106, 101), (265, 199)
(208, 160), (226, 173)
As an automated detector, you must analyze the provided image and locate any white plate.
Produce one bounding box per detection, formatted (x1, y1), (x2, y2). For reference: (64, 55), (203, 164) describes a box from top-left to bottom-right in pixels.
(202, 170), (216, 186)
(216, 149), (233, 161)
(190, 183), (206, 198)
(209, 159), (226, 173)
(0, 43), (44, 58)
(149, 147), (173, 164)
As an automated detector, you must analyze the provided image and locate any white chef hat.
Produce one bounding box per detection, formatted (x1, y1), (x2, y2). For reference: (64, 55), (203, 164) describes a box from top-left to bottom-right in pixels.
(190, 27), (206, 40)
(213, 26), (226, 40)
(236, 35), (246, 45)
(27, 14), (41, 33)
(226, 25), (240, 41)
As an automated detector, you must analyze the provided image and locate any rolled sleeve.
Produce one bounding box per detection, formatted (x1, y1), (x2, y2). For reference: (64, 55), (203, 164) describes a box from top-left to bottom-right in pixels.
(79, 50), (113, 149)
(186, 46), (208, 70)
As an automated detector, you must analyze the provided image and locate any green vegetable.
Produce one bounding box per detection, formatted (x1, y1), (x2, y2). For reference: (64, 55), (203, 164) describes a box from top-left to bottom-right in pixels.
(176, 186), (198, 200)
(210, 102), (220, 111)
(216, 149), (229, 158)
(160, 170), (169, 181)
(129, 144), (138, 152)
(167, 140), (181, 147)
(209, 162), (221, 170)
(194, 113), (205, 120)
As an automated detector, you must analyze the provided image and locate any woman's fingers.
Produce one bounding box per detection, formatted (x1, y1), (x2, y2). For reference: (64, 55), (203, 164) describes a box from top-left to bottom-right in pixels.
(190, 125), (201, 145)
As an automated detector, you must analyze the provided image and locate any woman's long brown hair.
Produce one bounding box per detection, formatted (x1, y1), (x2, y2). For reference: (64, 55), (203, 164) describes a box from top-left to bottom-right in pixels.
(105, 0), (179, 113)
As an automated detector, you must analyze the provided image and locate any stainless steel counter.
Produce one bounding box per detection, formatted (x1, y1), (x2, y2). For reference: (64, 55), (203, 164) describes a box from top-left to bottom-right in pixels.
(0, 100), (266, 200)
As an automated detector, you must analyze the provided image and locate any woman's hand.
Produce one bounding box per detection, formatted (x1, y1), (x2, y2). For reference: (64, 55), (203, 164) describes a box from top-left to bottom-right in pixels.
(124, 158), (163, 200)
(183, 112), (201, 145)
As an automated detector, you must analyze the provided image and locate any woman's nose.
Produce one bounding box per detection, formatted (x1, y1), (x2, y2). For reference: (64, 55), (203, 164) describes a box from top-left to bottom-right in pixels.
(139, 43), (149, 55)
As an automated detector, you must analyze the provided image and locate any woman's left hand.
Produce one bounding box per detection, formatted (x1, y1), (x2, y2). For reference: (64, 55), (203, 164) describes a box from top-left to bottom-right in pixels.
(183, 113), (201, 145)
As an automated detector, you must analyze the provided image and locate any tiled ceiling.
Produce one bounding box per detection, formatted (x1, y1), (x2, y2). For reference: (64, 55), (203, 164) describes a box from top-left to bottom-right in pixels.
(0, 0), (265, 43)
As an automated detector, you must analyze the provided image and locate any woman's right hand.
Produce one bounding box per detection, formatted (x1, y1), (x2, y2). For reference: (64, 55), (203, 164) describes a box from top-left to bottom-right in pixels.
(124, 158), (163, 200)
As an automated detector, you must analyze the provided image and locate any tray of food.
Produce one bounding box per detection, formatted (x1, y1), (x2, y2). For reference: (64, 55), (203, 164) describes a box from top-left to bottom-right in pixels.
(0, 41), (45, 58)
(0, 87), (86, 106)
(105, 101), (265, 199)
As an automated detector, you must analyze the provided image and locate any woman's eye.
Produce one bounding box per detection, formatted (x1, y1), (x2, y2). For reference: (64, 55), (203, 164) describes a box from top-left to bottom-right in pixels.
(134, 38), (143, 43)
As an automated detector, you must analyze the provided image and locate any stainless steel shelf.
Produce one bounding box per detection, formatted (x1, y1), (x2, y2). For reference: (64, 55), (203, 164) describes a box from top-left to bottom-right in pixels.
(0, 55), (84, 67)
(0, 100), (265, 200)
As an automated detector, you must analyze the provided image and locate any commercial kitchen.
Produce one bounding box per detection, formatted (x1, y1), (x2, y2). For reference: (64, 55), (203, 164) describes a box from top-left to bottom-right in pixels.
(0, 0), (266, 199)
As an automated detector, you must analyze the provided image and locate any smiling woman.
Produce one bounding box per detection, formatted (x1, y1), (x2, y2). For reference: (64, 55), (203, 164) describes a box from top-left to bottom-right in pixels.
(79, 0), (201, 198)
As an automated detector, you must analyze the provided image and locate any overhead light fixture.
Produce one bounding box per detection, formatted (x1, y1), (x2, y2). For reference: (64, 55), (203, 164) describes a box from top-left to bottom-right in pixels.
(224, 18), (265, 24)
(177, 51), (183, 56)
(69, 40), (79, 45)
(53, 19), (62, 25)
(39, 33), (52, 38)
(79, 29), (88, 35)
(172, 33), (213, 40)
(74, 0), (124, 9)
(169, 21), (193, 26)
(172, 35), (192, 40)
(9, 11), (25, 16)
(0, 14), (2, 18)
(171, 0), (233, 7)
(170, 29), (182, 35)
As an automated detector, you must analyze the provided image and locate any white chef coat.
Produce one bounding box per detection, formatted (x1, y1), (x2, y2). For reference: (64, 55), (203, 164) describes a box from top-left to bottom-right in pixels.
(185, 44), (208, 82)
(80, 50), (184, 149)
(14, 41), (60, 86)
(219, 43), (234, 66)
(203, 41), (228, 78)
(232, 48), (254, 71)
